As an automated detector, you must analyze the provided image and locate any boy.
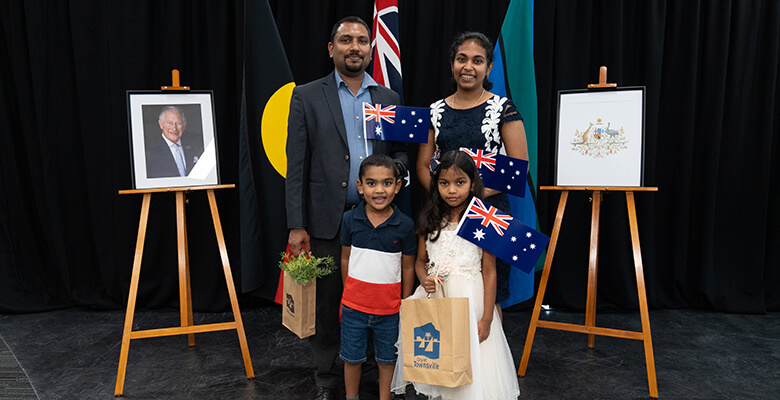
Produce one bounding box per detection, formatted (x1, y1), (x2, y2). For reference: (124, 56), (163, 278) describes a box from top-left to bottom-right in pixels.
(340, 154), (416, 400)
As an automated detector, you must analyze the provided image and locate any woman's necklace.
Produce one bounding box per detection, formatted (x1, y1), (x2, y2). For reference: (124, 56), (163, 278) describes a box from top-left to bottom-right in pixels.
(453, 88), (485, 109)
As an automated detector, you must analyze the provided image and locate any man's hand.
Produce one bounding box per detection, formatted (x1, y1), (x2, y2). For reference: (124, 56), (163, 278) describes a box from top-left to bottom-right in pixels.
(288, 228), (311, 256)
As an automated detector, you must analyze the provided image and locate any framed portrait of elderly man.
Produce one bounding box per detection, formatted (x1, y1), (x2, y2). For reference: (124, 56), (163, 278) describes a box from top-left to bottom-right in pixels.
(127, 91), (220, 189)
(554, 87), (646, 187)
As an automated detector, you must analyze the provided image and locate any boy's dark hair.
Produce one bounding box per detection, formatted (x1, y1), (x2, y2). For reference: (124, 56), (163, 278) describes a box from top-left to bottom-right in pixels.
(417, 150), (484, 241)
(358, 153), (398, 181)
(448, 31), (494, 91)
(330, 16), (372, 43)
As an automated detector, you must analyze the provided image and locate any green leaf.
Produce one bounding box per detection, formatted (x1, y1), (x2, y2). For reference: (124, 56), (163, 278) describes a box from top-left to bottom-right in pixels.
(279, 252), (336, 286)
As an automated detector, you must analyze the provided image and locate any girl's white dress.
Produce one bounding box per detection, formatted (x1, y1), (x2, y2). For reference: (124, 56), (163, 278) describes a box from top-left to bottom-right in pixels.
(391, 222), (520, 400)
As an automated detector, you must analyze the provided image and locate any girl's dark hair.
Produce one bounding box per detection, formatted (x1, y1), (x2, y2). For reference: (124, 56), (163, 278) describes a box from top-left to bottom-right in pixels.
(417, 150), (485, 241)
(448, 32), (494, 91)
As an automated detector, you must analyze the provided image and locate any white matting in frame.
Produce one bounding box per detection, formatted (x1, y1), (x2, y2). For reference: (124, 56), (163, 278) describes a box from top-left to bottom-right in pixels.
(555, 87), (645, 187)
(127, 91), (220, 189)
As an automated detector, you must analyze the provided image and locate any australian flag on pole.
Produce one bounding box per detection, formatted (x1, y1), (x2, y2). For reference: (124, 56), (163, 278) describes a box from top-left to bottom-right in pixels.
(456, 197), (549, 273)
(372, 0), (403, 101)
(363, 103), (430, 143)
(460, 148), (529, 198)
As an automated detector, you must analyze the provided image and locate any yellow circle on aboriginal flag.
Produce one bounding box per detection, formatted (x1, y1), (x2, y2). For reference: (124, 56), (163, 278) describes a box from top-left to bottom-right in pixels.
(261, 82), (296, 178)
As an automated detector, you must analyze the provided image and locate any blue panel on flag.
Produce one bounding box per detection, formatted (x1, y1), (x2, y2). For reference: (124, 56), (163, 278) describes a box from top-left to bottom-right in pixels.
(460, 148), (528, 197)
(456, 197), (548, 273)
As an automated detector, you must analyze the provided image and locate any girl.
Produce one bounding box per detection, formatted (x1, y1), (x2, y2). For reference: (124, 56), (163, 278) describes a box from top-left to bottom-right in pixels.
(392, 150), (519, 400)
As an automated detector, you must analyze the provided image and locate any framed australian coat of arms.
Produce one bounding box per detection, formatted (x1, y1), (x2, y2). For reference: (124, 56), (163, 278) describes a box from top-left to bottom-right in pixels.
(554, 87), (645, 186)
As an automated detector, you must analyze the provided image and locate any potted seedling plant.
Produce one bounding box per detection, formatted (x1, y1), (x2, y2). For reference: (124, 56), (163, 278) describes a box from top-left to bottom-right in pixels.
(279, 252), (336, 338)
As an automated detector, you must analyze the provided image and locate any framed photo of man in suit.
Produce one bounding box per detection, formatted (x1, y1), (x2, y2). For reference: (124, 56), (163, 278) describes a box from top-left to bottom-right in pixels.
(127, 91), (220, 189)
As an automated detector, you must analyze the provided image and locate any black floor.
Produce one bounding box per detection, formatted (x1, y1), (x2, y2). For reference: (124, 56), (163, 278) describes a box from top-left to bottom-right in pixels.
(0, 305), (778, 399)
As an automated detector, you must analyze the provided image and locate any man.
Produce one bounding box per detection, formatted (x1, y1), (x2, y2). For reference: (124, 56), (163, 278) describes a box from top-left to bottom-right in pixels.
(285, 16), (408, 400)
(145, 105), (200, 178)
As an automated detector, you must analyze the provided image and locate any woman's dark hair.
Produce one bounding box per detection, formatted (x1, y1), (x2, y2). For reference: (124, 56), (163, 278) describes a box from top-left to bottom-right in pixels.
(417, 150), (485, 241)
(448, 31), (494, 91)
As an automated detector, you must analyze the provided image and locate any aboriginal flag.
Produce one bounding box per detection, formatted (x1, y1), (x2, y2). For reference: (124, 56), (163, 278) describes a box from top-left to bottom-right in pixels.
(239, 0), (294, 299)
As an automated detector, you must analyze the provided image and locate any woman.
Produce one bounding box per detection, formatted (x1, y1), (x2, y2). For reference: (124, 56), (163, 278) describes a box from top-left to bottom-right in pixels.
(417, 31), (529, 309)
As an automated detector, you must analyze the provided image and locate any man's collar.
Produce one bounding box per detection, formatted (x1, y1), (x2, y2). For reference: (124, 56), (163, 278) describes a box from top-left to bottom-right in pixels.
(333, 70), (378, 91)
(161, 133), (181, 147)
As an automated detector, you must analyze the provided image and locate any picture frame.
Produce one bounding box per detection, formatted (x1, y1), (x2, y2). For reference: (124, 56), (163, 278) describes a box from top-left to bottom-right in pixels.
(127, 90), (220, 189)
(554, 87), (646, 187)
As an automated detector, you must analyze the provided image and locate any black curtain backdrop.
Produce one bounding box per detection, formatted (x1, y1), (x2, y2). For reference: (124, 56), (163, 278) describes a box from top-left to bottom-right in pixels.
(1, 0), (778, 314)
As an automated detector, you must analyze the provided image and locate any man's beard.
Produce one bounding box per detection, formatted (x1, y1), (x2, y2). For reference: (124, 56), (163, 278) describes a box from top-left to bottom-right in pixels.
(345, 54), (365, 73)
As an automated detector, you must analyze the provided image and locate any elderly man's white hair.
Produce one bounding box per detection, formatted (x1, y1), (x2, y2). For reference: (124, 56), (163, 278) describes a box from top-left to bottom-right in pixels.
(158, 105), (187, 123)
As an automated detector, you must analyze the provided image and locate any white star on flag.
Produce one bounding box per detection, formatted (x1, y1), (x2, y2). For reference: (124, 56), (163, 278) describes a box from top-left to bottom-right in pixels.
(526, 232), (532, 238)
(511, 236), (516, 242)
(512, 255), (518, 261)
(473, 229), (486, 241)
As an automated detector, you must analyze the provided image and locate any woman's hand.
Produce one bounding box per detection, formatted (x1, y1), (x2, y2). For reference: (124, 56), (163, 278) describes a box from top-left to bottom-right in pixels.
(477, 318), (492, 342)
(483, 187), (501, 198)
(423, 274), (442, 293)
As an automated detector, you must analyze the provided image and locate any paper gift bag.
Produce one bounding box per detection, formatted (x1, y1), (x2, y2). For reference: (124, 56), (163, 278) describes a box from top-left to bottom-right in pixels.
(282, 271), (316, 339)
(400, 292), (471, 387)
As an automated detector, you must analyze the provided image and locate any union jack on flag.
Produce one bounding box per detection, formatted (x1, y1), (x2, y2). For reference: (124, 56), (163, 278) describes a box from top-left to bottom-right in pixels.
(372, 0), (403, 101)
(456, 197), (550, 273)
(364, 103), (396, 124)
(460, 148), (497, 171)
(464, 198), (513, 236)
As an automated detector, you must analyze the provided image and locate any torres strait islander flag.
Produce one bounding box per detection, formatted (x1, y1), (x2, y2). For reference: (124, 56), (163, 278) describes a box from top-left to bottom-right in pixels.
(490, 0), (541, 307)
(456, 197), (549, 274)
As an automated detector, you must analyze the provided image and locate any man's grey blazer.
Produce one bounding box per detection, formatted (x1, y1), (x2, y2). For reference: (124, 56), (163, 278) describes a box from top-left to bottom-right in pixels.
(285, 73), (408, 240)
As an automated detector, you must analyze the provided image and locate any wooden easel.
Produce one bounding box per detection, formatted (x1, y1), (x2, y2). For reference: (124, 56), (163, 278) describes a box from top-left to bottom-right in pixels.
(114, 71), (253, 396)
(517, 68), (658, 398)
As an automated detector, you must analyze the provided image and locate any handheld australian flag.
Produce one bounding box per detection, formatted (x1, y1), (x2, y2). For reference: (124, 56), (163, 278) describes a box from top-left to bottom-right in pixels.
(363, 103), (430, 144)
(460, 147), (529, 198)
(455, 197), (549, 273)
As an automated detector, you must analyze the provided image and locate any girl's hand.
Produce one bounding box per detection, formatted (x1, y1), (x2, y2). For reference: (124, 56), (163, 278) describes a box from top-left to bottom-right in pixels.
(423, 274), (442, 293)
(477, 318), (492, 342)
